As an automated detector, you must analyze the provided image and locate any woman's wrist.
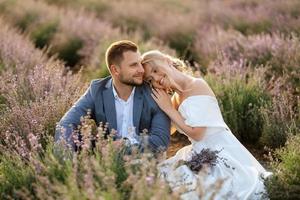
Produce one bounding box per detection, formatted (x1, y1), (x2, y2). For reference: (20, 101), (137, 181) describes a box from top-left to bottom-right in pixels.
(165, 107), (177, 119)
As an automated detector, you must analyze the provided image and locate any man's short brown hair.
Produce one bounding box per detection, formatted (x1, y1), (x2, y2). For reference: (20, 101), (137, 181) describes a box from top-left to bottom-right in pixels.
(105, 40), (138, 70)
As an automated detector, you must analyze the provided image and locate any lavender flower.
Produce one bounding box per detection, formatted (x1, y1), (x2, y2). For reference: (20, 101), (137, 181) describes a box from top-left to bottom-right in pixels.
(180, 148), (223, 173)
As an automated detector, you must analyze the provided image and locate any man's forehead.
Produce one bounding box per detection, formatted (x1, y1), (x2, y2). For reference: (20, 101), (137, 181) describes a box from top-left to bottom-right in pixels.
(123, 51), (141, 59)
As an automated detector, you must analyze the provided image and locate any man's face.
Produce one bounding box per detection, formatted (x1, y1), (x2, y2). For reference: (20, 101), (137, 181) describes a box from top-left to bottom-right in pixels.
(116, 51), (144, 86)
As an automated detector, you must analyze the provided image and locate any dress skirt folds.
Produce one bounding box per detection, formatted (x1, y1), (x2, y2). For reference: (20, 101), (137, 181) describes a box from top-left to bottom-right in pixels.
(158, 96), (271, 200)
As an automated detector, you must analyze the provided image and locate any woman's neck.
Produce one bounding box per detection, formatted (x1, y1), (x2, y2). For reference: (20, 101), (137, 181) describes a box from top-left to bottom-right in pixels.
(171, 70), (194, 95)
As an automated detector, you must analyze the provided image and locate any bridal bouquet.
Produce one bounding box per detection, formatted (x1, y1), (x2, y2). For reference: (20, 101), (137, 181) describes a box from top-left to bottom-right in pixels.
(177, 148), (223, 173)
(157, 148), (224, 200)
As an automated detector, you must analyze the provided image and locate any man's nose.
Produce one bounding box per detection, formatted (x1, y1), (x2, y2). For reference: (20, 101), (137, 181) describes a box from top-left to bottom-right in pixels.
(137, 63), (145, 74)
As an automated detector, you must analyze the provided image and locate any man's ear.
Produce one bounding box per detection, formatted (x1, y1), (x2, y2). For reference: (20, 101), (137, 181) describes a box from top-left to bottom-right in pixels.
(110, 64), (120, 76)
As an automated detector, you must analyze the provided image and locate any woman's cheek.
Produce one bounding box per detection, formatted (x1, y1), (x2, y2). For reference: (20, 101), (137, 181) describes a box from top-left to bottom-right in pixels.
(153, 81), (165, 89)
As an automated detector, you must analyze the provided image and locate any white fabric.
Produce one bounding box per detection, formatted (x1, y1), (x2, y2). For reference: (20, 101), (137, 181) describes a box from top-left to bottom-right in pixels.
(112, 85), (138, 144)
(159, 95), (271, 200)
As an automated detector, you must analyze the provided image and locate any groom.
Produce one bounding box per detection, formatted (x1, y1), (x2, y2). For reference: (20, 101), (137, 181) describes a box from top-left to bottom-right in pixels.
(55, 40), (170, 152)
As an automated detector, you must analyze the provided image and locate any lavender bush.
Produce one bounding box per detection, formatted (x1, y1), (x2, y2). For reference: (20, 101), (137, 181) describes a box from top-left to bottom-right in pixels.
(259, 92), (299, 149)
(0, 117), (174, 200)
(265, 134), (300, 200)
(0, 0), (120, 69)
(37, 0), (300, 62)
(0, 18), (84, 157)
(0, 0), (174, 76)
(196, 27), (300, 96)
(204, 65), (272, 144)
(0, 0), (299, 199)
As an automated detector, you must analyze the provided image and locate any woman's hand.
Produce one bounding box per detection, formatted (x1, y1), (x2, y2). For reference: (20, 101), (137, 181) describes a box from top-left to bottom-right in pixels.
(151, 88), (205, 141)
(151, 88), (174, 113)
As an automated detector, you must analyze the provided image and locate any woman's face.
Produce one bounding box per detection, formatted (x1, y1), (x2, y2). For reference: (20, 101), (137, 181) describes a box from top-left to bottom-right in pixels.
(143, 59), (172, 90)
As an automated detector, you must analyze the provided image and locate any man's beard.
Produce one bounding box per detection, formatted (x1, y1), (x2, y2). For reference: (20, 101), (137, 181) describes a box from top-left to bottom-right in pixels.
(119, 74), (143, 86)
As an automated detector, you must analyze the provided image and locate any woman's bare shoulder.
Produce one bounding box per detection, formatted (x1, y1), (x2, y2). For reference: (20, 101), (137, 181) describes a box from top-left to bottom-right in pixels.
(190, 78), (215, 97)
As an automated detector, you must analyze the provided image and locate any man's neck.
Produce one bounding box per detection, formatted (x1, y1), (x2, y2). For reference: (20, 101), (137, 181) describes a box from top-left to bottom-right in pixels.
(112, 79), (134, 101)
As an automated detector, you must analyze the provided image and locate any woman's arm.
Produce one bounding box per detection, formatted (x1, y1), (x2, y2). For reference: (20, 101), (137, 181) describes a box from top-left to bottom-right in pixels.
(166, 108), (206, 141)
(151, 89), (205, 141)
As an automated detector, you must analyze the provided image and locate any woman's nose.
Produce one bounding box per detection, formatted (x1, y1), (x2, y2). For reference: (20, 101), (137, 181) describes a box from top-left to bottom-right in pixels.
(153, 74), (160, 82)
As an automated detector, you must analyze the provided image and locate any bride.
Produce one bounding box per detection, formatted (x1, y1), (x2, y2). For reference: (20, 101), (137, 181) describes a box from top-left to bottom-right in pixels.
(141, 50), (271, 200)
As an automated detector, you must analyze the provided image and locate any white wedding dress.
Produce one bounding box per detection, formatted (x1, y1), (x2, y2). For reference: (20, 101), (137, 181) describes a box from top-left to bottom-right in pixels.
(159, 95), (271, 200)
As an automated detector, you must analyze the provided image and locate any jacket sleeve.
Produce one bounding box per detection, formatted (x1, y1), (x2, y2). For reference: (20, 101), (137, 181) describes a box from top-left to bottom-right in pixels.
(54, 82), (95, 150)
(147, 105), (171, 152)
(128, 105), (170, 155)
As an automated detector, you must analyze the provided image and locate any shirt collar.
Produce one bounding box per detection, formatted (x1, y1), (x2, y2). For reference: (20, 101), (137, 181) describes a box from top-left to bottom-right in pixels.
(112, 84), (136, 101)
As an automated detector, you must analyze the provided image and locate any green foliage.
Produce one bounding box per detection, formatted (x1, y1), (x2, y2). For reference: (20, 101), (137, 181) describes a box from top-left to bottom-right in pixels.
(266, 134), (300, 200)
(31, 20), (59, 49)
(111, 150), (128, 188)
(82, 0), (111, 17)
(248, 51), (273, 67)
(0, 0), (299, 198)
(259, 110), (288, 149)
(54, 37), (84, 67)
(0, 0), (15, 13)
(0, 94), (7, 115)
(0, 152), (35, 200)
(205, 73), (271, 144)
(42, 0), (73, 6)
(0, 61), (4, 73)
(43, 0), (110, 15)
(290, 7), (300, 19)
(168, 31), (195, 59)
(14, 140), (166, 199)
(260, 94), (299, 149)
(40, 145), (73, 184)
(81, 38), (112, 80)
(233, 20), (273, 35)
(15, 11), (39, 32)
(114, 17), (149, 38)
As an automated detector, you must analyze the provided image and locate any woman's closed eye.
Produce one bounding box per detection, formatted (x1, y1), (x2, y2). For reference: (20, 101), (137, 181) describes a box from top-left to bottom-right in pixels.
(151, 66), (157, 74)
(146, 78), (153, 84)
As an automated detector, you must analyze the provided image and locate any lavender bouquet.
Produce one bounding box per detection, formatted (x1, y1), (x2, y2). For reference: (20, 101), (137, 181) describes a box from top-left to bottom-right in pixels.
(177, 148), (224, 173)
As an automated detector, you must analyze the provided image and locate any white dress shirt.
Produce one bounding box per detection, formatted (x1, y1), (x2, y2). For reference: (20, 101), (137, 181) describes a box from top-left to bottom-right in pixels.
(112, 85), (138, 144)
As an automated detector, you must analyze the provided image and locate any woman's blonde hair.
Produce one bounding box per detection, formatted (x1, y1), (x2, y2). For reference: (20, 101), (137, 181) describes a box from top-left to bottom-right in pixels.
(141, 50), (189, 73)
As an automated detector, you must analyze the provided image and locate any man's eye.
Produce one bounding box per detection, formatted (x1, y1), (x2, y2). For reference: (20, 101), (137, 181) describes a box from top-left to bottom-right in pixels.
(153, 70), (157, 73)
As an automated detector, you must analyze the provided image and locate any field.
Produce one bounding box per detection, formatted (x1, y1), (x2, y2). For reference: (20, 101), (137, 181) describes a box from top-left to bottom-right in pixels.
(0, 0), (299, 199)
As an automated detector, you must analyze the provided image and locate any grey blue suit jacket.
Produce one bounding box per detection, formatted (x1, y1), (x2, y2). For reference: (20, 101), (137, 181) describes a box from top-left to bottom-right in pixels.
(55, 76), (170, 152)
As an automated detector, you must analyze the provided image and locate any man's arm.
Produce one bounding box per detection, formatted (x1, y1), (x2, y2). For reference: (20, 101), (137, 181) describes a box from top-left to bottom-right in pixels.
(146, 106), (171, 152)
(55, 82), (95, 149)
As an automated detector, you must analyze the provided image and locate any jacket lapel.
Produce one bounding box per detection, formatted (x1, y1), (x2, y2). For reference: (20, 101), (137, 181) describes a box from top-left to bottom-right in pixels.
(102, 79), (117, 131)
(133, 86), (143, 134)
